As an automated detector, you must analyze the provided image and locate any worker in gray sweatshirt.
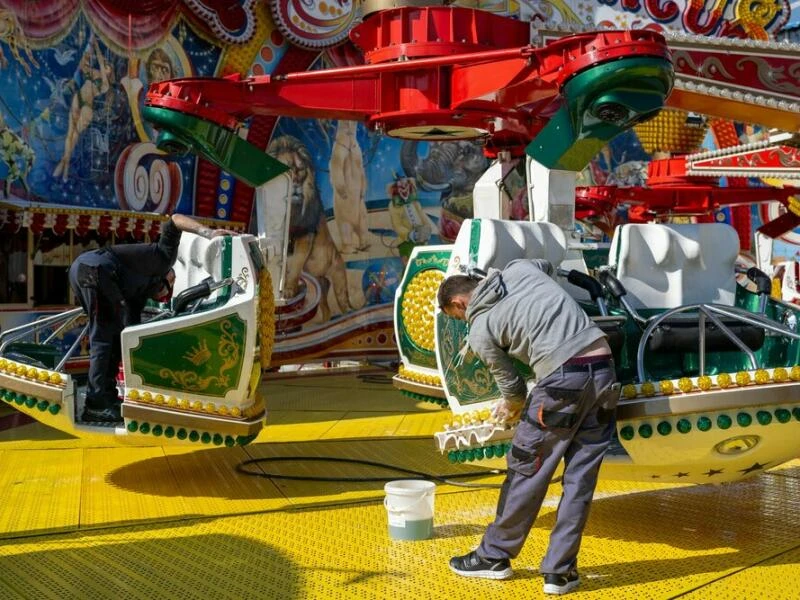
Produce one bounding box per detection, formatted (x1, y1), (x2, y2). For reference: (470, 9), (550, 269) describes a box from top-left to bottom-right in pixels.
(437, 258), (619, 596)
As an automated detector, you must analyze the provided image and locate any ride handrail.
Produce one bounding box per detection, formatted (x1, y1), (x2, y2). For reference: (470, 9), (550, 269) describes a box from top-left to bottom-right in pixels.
(55, 321), (90, 372)
(0, 307), (84, 356)
(636, 303), (800, 383)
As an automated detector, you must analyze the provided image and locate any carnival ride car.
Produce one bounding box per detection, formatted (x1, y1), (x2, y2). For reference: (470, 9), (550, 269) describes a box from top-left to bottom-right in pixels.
(0, 228), (274, 446)
(2, 3), (800, 479)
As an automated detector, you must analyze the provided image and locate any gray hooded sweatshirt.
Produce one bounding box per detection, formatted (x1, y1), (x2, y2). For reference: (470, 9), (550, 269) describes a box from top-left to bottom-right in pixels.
(465, 259), (606, 402)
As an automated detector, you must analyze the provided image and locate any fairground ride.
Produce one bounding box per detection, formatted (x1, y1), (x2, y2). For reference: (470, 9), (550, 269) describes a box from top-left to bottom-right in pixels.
(1, 3), (799, 485)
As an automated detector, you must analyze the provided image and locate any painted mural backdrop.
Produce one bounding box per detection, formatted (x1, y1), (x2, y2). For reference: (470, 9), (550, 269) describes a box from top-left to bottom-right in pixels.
(0, 0), (799, 363)
(0, 1), (257, 215)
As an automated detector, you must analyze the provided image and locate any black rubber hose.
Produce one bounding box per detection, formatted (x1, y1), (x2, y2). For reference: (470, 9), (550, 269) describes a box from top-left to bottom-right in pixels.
(236, 456), (508, 489)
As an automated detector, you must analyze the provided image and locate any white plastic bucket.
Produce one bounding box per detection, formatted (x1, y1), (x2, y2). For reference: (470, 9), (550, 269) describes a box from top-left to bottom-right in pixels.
(384, 479), (435, 541)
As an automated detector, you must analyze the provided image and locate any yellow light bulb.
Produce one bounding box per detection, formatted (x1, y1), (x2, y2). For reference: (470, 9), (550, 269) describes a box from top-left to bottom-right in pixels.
(773, 367), (789, 383)
(622, 384), (637, 399)
(697, 375), (712, 391)
(717, 373), (732, 388)
(677, 377), (693, 393)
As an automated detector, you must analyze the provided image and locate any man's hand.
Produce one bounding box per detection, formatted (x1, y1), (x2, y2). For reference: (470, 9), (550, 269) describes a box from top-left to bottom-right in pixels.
(209, 228), (239, 238)
(171, 214), (239, 239)
(491, 397), (525, 424)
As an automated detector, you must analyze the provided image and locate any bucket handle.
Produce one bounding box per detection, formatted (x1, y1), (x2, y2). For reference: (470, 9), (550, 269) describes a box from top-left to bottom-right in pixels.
(384, 492), (431, 513)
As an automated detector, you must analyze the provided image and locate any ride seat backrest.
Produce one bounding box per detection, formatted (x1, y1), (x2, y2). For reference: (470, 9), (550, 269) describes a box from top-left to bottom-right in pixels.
(173, 233), (224, 294)
(609, 223), (739, 309)
(450, 219), (567, 274)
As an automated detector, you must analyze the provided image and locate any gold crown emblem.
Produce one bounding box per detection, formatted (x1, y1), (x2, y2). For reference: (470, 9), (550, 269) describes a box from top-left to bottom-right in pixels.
(184, 339), (212, 366)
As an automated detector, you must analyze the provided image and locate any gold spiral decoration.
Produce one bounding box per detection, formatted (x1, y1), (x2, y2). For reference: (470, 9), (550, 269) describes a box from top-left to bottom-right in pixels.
(258, 267), (276, 369)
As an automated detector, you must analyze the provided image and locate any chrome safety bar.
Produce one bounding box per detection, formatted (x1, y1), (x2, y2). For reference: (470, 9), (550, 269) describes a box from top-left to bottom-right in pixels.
(0, 307), (85, 357)
(636, 303), (800, 383)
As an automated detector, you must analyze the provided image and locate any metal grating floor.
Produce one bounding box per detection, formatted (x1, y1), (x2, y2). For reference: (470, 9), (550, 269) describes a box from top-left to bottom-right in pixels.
(1, 371), (798, 599)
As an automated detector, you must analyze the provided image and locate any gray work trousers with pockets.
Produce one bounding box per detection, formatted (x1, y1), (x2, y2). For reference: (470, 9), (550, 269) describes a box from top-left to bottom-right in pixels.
(478, 360), (617, 575)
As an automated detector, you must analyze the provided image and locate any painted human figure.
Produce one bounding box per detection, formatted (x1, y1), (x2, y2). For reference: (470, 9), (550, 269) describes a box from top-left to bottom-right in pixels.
(330, 120), (370, 253)
(53, 37), (112, 181)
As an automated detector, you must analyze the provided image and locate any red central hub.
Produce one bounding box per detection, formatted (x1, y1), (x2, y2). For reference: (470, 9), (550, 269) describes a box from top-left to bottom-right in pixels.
(350, 6), (531, 64)
(145, 7), (671, 157)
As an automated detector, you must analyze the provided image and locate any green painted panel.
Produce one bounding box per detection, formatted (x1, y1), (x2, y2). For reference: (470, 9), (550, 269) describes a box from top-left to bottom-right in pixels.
(130, 315), (247, 396)
(143, 106), (288, 187)
(527, 56), (673, 172)
(435, 312), (532, 407)
(396, 250), (451, 369)
(437, 314), (497, 406)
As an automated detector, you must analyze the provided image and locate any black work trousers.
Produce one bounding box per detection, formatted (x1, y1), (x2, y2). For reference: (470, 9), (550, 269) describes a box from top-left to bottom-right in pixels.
(68, 253), (125, 411)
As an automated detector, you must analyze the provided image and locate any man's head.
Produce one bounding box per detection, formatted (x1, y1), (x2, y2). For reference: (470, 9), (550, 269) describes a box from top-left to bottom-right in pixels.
(437, 274), (480, 321)
(152, 268), (176, 303)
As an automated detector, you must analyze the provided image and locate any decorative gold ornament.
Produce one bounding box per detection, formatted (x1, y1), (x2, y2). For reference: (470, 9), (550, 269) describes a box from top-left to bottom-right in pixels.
(258, 267), (276, 370)
(659, 380), (675, 395)
(717, 373), (732, 388)
(401, 269), (445, 351)
(754, 369), (770, 384)
(773, 367), (789, 383)
(634, 109), (709, 154)
(640, 382), (656, 396)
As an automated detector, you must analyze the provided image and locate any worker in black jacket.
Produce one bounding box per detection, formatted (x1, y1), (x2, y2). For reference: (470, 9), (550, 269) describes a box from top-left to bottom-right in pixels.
(68, 214), (233, 423)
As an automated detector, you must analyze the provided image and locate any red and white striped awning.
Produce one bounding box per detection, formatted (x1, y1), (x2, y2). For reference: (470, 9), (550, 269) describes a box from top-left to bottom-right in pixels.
(0, 200), (246, 239)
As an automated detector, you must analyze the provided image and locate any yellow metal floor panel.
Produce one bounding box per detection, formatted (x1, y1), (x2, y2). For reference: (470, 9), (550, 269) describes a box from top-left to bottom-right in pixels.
(160, 446), (288, 513)
(1, 467), (799, 599)
(260, 410), (348, 442)
(318, 411), (410, 439)
(0, 449), (83, 537)
(684, 543), (800, 599)
(1, 372), (799, 599)
(80, 447), (190, 528)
